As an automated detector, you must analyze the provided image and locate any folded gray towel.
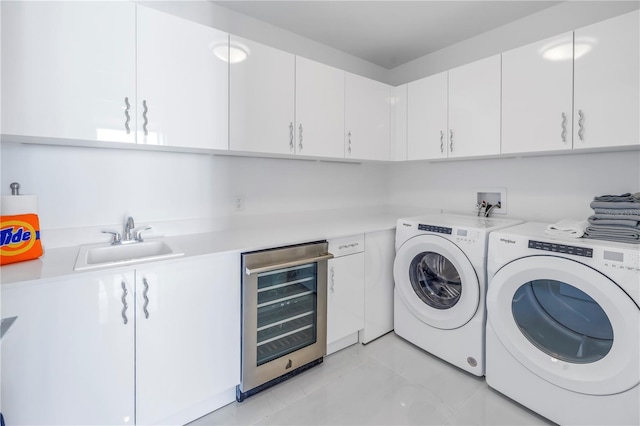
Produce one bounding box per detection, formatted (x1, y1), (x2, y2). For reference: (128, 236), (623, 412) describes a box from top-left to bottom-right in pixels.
(593, 208), (640, 215)
(587, 214), (640, 230)
(593, 192), (640, 202)
(584, 224), (640, 243)
(590, 201), (640, 210)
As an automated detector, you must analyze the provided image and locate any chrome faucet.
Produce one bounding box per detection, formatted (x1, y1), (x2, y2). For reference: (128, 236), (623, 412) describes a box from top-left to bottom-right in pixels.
(102, 216), (151, 245)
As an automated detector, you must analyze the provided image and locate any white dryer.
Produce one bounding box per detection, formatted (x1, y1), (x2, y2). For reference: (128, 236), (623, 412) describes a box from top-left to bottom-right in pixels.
(486, 222), (640, 426)
(393, 213), (522, 376)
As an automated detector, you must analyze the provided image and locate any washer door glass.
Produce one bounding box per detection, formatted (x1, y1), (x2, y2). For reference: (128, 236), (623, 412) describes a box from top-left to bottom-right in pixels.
(512, 279), (613, 364)
(410, 252), (461, 309)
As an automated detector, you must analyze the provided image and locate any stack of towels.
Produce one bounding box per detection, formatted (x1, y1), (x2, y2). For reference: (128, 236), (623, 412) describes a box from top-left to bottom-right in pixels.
(583, 192), (640, 244)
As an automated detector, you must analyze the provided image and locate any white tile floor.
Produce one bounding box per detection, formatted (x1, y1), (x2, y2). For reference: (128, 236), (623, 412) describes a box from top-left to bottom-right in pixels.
(189, 333), (553, 425)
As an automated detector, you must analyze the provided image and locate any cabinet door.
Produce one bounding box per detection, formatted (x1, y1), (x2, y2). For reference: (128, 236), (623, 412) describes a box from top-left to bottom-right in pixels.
(502, 33), (574, 154)
(361, 230), (395, 344)
(327, 253), (365, 346)
(1, 271), (135, 425)
(229, 37), (296, 155)
(345, 73), (391, 161)
(574, 10), (639, 149)
(391, 84), (408, 161)
(137, 6), (228, 150)
(295, 56), (345, 158)
(408, 72), (448, 160)
(448, 55), (501, 158)
(1, 1), (136, 143)
(135, 254), (240, 425)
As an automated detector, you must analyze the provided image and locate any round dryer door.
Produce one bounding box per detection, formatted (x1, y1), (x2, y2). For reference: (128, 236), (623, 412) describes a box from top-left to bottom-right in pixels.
(393, 234), (480, 330)
(487, 255), (640, 396)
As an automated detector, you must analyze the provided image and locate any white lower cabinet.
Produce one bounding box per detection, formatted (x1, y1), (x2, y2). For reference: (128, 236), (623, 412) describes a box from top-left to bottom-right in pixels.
(326, 235), (365, 355)
(135, 253), (240, 425)
(0, 253), (240, 425)
(1, 270), (136, 425)
(360, 229), (396, 344)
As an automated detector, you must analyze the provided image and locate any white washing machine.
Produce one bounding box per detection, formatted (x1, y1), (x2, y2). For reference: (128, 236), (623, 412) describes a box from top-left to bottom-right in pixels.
(486, 222), (640, 426)
(393, 213), (523, 376)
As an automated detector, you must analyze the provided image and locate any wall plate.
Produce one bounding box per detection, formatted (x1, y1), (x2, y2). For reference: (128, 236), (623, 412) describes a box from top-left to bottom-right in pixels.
(475, 187), (507, 215)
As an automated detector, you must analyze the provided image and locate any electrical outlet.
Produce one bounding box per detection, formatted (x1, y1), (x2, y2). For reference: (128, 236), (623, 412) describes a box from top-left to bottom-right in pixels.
(234, 195), (244, 211)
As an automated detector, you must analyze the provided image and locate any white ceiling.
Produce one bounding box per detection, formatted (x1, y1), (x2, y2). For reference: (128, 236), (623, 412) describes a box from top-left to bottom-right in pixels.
(213, 1), (561, 69)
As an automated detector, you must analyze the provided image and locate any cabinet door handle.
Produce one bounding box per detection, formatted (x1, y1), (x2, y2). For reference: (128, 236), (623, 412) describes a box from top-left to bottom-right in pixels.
(142, 100), (149, 136)
(440, 130), (444, 153)
(578, 109), (584, 141)
(289, 122), (294, 151)
(330, 266), (335, 293)
(298, 123), (303, 150)
(121, 281), (129, 325)
(142, 277), (150, 319)
(561, 112), (567, 143)
(124, 97), (131, 134)
(449, 130), (454, 152)
(347, 131), (352, 155)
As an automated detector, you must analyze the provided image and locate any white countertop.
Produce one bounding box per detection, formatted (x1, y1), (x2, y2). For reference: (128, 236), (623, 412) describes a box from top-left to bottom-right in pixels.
(1, 206), (433, 286)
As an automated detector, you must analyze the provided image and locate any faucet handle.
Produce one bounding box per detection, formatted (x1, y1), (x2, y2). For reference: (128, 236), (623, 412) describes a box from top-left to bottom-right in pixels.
(133, 225), (152, 242)
(102, 230), (122, 245)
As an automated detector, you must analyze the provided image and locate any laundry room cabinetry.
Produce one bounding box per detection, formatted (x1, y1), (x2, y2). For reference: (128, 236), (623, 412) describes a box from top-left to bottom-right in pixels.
(136, 6), (228, 150)
(407, 71), (448, 160)
(501, 32), (574, 154)
(573, 9), (639, 150)
(448, 55), (502, 158)
(1, 1), (137, 144)
(295, 56), (346, 158)
(326, 235), (365, 355)
(229, 36), (296, 155)
(360, 229), (396, 344)
(390, 84), (408, 161)
(345, 73), (391, 161)
(1, 3), (229, 151)
(0, 253), (240, 425)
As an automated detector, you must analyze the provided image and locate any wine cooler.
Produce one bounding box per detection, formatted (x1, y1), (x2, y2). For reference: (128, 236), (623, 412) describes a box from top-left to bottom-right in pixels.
(237, 241), (333, 401)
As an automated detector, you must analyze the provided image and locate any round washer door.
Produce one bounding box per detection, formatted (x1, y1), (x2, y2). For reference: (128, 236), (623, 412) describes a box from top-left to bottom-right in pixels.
(393, 234), (480, 330)
(487, 255), (640, 396)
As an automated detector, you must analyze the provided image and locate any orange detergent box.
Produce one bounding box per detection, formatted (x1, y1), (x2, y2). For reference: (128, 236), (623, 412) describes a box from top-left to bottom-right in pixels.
(0, 213), (43, 265)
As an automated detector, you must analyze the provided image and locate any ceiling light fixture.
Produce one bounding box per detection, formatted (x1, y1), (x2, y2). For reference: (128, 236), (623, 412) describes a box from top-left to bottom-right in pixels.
(213, 44), (249, 64)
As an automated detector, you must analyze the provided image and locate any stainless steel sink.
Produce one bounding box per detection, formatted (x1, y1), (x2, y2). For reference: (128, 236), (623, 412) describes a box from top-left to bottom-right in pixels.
(74, 240), (184, 271)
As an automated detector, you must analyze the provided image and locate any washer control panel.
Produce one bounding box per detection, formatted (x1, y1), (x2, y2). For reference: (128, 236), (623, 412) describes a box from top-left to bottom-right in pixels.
(528, 240), (593, 258)
(418, 224), (452, 234)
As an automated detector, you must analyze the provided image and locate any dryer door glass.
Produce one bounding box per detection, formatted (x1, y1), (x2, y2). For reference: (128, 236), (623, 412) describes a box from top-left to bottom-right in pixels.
(512, 279), (614, 363)
(409, 251), (461, 309)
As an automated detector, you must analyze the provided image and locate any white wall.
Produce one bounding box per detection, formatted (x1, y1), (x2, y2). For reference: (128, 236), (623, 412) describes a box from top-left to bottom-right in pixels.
(387, 150), (640, 222)
(0, 143), (389, 232)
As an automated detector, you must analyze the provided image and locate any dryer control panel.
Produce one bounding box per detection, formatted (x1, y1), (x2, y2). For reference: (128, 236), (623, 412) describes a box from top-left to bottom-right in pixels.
(528, 240), (593, 258)
(418, 224), (452, 234)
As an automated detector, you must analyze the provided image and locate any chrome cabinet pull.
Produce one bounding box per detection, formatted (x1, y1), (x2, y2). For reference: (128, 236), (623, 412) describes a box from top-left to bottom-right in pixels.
(142, 100), (149, 136)
(142, 277), (150, 319)
(449, 130), (454, 152)
(298, 123), (303, 150)
(440, 130), (444, 153)
(124, 97), (131, 134)
(246, 253), (334, 275)
(347, 131), (352, 155)
(561, 112), (567, 142)
(289, 122), (294, 151)
(578, 110), (584, 141)
(330, 267), (335, 293)
(121, 281), (128, 325)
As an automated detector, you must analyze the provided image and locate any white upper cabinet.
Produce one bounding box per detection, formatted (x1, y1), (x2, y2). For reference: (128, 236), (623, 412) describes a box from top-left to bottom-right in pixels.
(573, 10), (639, 150)
(229, 37), (296, 155)
(448, 55), (501, 158)
(390, 84), (408, 161)
(295, 56), (345, 158)
(1, 1), (136, 143)
(137, 6), (228, 150)
(407, 71), (448, 160)
(345, 73), (391, 161)
(502, 33), (574, 154)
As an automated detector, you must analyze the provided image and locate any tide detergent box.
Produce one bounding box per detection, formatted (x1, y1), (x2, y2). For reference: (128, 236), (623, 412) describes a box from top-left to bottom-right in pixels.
(0, 213), (43, 265)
